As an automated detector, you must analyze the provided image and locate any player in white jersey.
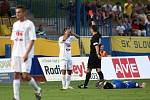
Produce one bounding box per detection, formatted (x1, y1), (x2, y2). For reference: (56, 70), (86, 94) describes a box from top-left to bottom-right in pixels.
(59, 27), (79, 89)
(11, 5), (41, 100)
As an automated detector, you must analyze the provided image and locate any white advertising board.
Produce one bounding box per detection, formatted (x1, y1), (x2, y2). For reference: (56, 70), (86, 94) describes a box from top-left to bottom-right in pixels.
(38, 56), (150, 81)
(38, 57), (99, 81)
(0, 58), (13, 73)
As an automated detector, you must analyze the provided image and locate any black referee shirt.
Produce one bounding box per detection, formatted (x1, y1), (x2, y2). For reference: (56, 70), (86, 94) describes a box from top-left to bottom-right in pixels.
(90, 33), (101, 54)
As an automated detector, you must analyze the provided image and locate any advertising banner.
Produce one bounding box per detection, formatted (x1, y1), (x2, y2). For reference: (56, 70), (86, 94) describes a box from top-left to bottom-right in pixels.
(102, 56), (150, 80)
(111, 36), (150, 56)
(0, 58), (12, 73)
(0, 58), (13, 83)
(38, 57), (99, 81)
(38, 56), (150, 81)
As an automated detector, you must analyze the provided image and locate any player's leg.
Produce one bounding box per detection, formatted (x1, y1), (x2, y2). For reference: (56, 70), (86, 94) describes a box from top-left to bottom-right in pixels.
(78, 68), (92, 88)
(84, 68), (92, 87)
(66, 70), (73, 89)
(96, 80), (113, 89)
(60, 60), (67, 89)
(11, 57), (21, 100)
(78, 56), (93, 89)
(96, 68), (104, 81)
(61, 69), (66, 89)
(22, 72), (41, 91)
(21, 58), (41, 100)
(66, 59), (73, 89)
(96, 58), (104, 81)
(83, 56), (94, 87)
(22, 72), (41, 100)
(13, 72), (21, 100)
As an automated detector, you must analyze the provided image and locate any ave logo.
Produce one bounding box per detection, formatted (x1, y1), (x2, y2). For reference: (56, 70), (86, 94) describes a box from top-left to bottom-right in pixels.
(112, 58), (140, 78)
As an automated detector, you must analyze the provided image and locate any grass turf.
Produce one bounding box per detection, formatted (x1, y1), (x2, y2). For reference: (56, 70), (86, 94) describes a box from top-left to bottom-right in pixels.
(0, 79), (150, 100)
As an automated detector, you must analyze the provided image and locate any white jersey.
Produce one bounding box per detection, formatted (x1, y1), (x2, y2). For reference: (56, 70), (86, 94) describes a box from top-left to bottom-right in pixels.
(11, 19), (36, 57)
(59, 35), (75, 60)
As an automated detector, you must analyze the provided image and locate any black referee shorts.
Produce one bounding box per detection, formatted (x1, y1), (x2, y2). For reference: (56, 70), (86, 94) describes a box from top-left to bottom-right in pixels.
(87, 54), (101, 69)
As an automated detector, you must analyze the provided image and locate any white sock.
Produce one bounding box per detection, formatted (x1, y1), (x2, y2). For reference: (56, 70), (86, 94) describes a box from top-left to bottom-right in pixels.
(61, 74), (66, 88)
(66, 75), (71, 88)
(29, 77), (40, 92)
(13, 79), (20, 100)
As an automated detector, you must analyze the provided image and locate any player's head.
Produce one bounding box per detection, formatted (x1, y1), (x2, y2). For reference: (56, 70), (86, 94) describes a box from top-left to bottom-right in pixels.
(90, 25), (97, 33)
(16, 5), (26, 20)
(140, 82), (146, 88)
(63, 27), (71, 36)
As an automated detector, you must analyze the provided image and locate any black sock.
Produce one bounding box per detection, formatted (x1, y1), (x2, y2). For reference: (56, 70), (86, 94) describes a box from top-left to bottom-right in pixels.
(97, 71), (104, 80)
(84, 72), (91, 86)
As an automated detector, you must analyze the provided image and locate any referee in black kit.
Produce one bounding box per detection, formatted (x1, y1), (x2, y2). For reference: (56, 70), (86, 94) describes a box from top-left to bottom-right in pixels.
(78, 11), (104, 89)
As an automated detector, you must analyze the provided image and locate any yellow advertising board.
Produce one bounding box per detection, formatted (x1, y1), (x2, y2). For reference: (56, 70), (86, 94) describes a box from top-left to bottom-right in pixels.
(0, 38), (80, 56)
(111, 36), (150, 53)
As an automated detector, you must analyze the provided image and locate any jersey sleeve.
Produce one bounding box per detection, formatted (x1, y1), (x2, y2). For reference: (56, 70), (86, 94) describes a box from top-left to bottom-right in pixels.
(11, 24), (16, 40)
(59, 36), (64, 43)
(69, 36), (76, 42)
(29, 22), (36, 40)
(93, 35), (99, 46)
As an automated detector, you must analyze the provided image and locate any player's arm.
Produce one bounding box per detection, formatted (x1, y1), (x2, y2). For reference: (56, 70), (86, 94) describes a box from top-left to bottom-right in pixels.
(95, 45), (101, 59)
(23, 22), (36, 62)
(90, 15), (96, 26)
(90, 10), (96, 25)
(71, 32), (80, 39)
(10, 41), (14, 61)
(23, 40), (34, 62)
(104, 51), (108, 57)
(93, 35), (101, 59)
(10, 24), (15, 61)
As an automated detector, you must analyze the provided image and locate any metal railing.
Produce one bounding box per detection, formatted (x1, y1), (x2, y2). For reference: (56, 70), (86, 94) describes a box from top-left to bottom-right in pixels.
(16, 0), (112, 37)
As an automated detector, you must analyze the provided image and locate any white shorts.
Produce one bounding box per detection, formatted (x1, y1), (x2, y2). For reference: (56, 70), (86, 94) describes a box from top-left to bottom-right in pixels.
(59, 59), (72, 70)
(11, 57), (32, 73)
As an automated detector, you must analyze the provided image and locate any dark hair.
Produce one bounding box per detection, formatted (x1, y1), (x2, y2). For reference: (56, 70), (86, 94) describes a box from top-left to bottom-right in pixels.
(63, 27), (67, 33)
(90, 25), (97, 32)
(63, 27), (71, 33)
(16, 5), (26, 12)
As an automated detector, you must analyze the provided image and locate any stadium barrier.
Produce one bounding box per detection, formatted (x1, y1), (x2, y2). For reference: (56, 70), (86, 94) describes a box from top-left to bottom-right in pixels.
(0, 37), (80, 57)
(0, 56), (150, 82)
(1, 36), (150, 57)
(111, 36), (150, 56)
(0, 58), (13, 83)
(38, 56), (150, 81)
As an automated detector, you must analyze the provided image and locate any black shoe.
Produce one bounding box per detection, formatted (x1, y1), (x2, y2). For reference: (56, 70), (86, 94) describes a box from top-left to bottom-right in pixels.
(35, 93), (41, 100)
(78, 84), (88, 89)
(96, 79), (106, 89)
(35, 88), (41, 100)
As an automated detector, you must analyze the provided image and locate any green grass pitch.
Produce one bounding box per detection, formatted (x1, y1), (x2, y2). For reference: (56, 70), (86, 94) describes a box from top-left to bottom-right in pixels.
(0, 79), (150, 100)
